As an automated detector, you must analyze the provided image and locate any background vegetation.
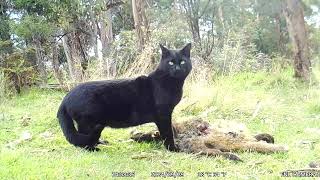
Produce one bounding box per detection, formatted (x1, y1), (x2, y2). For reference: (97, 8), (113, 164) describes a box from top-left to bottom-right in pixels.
(0, 0), (320, 179)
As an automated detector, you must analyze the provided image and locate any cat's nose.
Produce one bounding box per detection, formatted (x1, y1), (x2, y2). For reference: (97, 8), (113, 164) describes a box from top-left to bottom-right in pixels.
(175, 66), (181, 71)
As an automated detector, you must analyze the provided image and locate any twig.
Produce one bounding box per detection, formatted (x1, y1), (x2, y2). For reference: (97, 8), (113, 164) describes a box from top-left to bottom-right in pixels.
(51, 31), (72, 42)
(251, 100), (262, 120)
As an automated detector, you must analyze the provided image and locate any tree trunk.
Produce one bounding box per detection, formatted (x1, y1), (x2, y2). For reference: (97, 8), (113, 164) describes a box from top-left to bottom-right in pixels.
(218, 5), (225, 30)
(89, 0), (99, 59)
(141, 1), (150, 43)
(51, 39), (64, 86)
(101, 9), (113, 55)
(191, 18), (201, 46)
(132, 0), (147, 51)
(283, 0), (311, 81)
(62, 35), (74, 79)
(274, 14), (282, 51)
(33, 36), (47, 85)
(74, 30), (88, 72)
(100, 7), (114, 77)
(62, 34), (83, 83)
(180, 0), (201, 48)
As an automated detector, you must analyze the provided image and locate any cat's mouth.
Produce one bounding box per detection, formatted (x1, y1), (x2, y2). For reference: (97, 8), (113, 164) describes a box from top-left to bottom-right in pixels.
(170, 71), (186, 79)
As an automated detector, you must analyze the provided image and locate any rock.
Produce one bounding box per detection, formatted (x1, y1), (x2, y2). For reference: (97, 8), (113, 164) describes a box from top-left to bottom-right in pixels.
(39, 131), (54, 139)
(309, 161), (320, 168)
(20, 131), (32, 141)
(5, 131), (32, 149)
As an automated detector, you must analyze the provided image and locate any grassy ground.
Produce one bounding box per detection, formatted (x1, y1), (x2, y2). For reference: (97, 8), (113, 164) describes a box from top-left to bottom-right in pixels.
(0, 68), (319, 179)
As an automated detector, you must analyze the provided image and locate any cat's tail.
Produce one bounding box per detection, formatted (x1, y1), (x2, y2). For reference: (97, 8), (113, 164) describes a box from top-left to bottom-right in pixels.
(57, 105), (104, 148)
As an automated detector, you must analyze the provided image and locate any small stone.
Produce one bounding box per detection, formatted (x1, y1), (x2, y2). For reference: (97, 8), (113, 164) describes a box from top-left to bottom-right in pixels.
(20, 131), (32, 141)
(309, 161), (320, 168)
(39, 131), (54, 139)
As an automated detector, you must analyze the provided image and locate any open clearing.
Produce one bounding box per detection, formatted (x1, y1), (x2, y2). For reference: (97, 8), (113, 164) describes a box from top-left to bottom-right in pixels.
(0, 69), (319, 179)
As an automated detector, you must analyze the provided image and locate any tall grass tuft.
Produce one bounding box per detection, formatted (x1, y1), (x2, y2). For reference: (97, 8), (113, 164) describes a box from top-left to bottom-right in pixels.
(0, 71), (8, 103)
(0, 70), (17, 103)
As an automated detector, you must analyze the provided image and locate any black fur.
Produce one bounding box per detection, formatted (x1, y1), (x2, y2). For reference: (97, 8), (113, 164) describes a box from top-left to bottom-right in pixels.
(57, 43), (192, 151)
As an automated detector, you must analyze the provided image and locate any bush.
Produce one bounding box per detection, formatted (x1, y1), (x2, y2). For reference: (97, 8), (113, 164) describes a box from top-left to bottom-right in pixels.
(0, 52), (38, 93)
(96, 14), (192, 79)
(210, 28), (256, 75)
(0, 71), (8, 102)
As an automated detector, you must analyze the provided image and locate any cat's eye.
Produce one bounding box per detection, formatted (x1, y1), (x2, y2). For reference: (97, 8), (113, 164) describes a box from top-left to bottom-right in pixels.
(168, 61), (174, 65)
(180, 61), (185, 65)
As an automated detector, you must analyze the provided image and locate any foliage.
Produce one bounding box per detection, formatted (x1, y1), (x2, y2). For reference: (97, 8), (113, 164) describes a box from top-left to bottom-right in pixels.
(309, 27), (320, 64)
(13, 15), (54, 41)
(111, 31), (140, 76)
(0, 70), (13, 102)
(209, 26), (256, 75)
(112, 0), (135, 35)
(0, 52), (38, 94)
(0, 0), (11, 41)
(0, 40), (14, 55)
(87, 14), (192, 79)
(1, 0), (318, 84)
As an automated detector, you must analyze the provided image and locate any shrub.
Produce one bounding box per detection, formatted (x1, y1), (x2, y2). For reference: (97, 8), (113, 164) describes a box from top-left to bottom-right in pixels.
(0, 52), (38, 93)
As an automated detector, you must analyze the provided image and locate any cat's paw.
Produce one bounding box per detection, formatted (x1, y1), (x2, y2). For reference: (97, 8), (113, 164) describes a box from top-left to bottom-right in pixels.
(85, 146), (100, 152)
(98, 139), (109, 145)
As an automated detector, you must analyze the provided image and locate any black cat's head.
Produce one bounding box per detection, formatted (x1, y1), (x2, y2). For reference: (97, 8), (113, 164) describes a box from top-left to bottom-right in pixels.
(158, 43), (192, 79)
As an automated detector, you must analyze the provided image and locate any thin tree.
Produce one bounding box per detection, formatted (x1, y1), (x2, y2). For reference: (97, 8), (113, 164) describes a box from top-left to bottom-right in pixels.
(33, 34), (47, 85)
(283, 0), (311, 81)
(99, 0), (124, 77)
(51, 37), (64, 86)
(132, 0), (149, 51)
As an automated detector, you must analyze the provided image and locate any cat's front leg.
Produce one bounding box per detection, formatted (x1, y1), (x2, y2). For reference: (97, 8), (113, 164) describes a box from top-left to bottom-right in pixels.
(155, 111), (179, 152)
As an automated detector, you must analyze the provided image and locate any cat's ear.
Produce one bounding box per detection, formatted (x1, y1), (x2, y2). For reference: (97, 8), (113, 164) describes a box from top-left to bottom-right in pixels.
(180, 43), (191, 58)
(160, 44), (170, 58)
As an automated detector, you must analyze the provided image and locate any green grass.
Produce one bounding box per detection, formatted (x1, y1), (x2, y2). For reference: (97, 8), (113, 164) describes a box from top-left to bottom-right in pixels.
(0, 68), (319, 179)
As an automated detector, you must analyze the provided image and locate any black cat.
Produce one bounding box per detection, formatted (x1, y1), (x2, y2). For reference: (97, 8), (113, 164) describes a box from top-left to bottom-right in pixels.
(57, 43), (192, 151)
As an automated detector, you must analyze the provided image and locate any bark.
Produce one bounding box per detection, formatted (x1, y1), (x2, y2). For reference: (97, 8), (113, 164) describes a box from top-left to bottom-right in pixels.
(89, 0), (99, 59)
(132, 0), (148, 51)
(74, 30), (88, 71)
(99, 0), (124, 56)
(62, 35), (73, 79)
(141, 2), (150, 43)
(283, 0), (311, 81)
(218, 5), (225, 31)
(100, 8), (114, 77)
(62, 34), (83, 83)
(274, 14), (282, 51)
(51, 39), (64, 86)
(33, 36), (47, 85)
(181, 0), (201, 47)
(98, 0), (124, 78)
(190, 18), (201, 45)
(100, 9), (113, 56)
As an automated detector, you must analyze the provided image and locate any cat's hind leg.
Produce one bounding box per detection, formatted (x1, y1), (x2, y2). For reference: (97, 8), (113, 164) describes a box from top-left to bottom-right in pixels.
(77, 122), (93, 134)
(77, 122), (105, 151)
(97, 140), (109, 145)
(77, 122), (108, 145)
